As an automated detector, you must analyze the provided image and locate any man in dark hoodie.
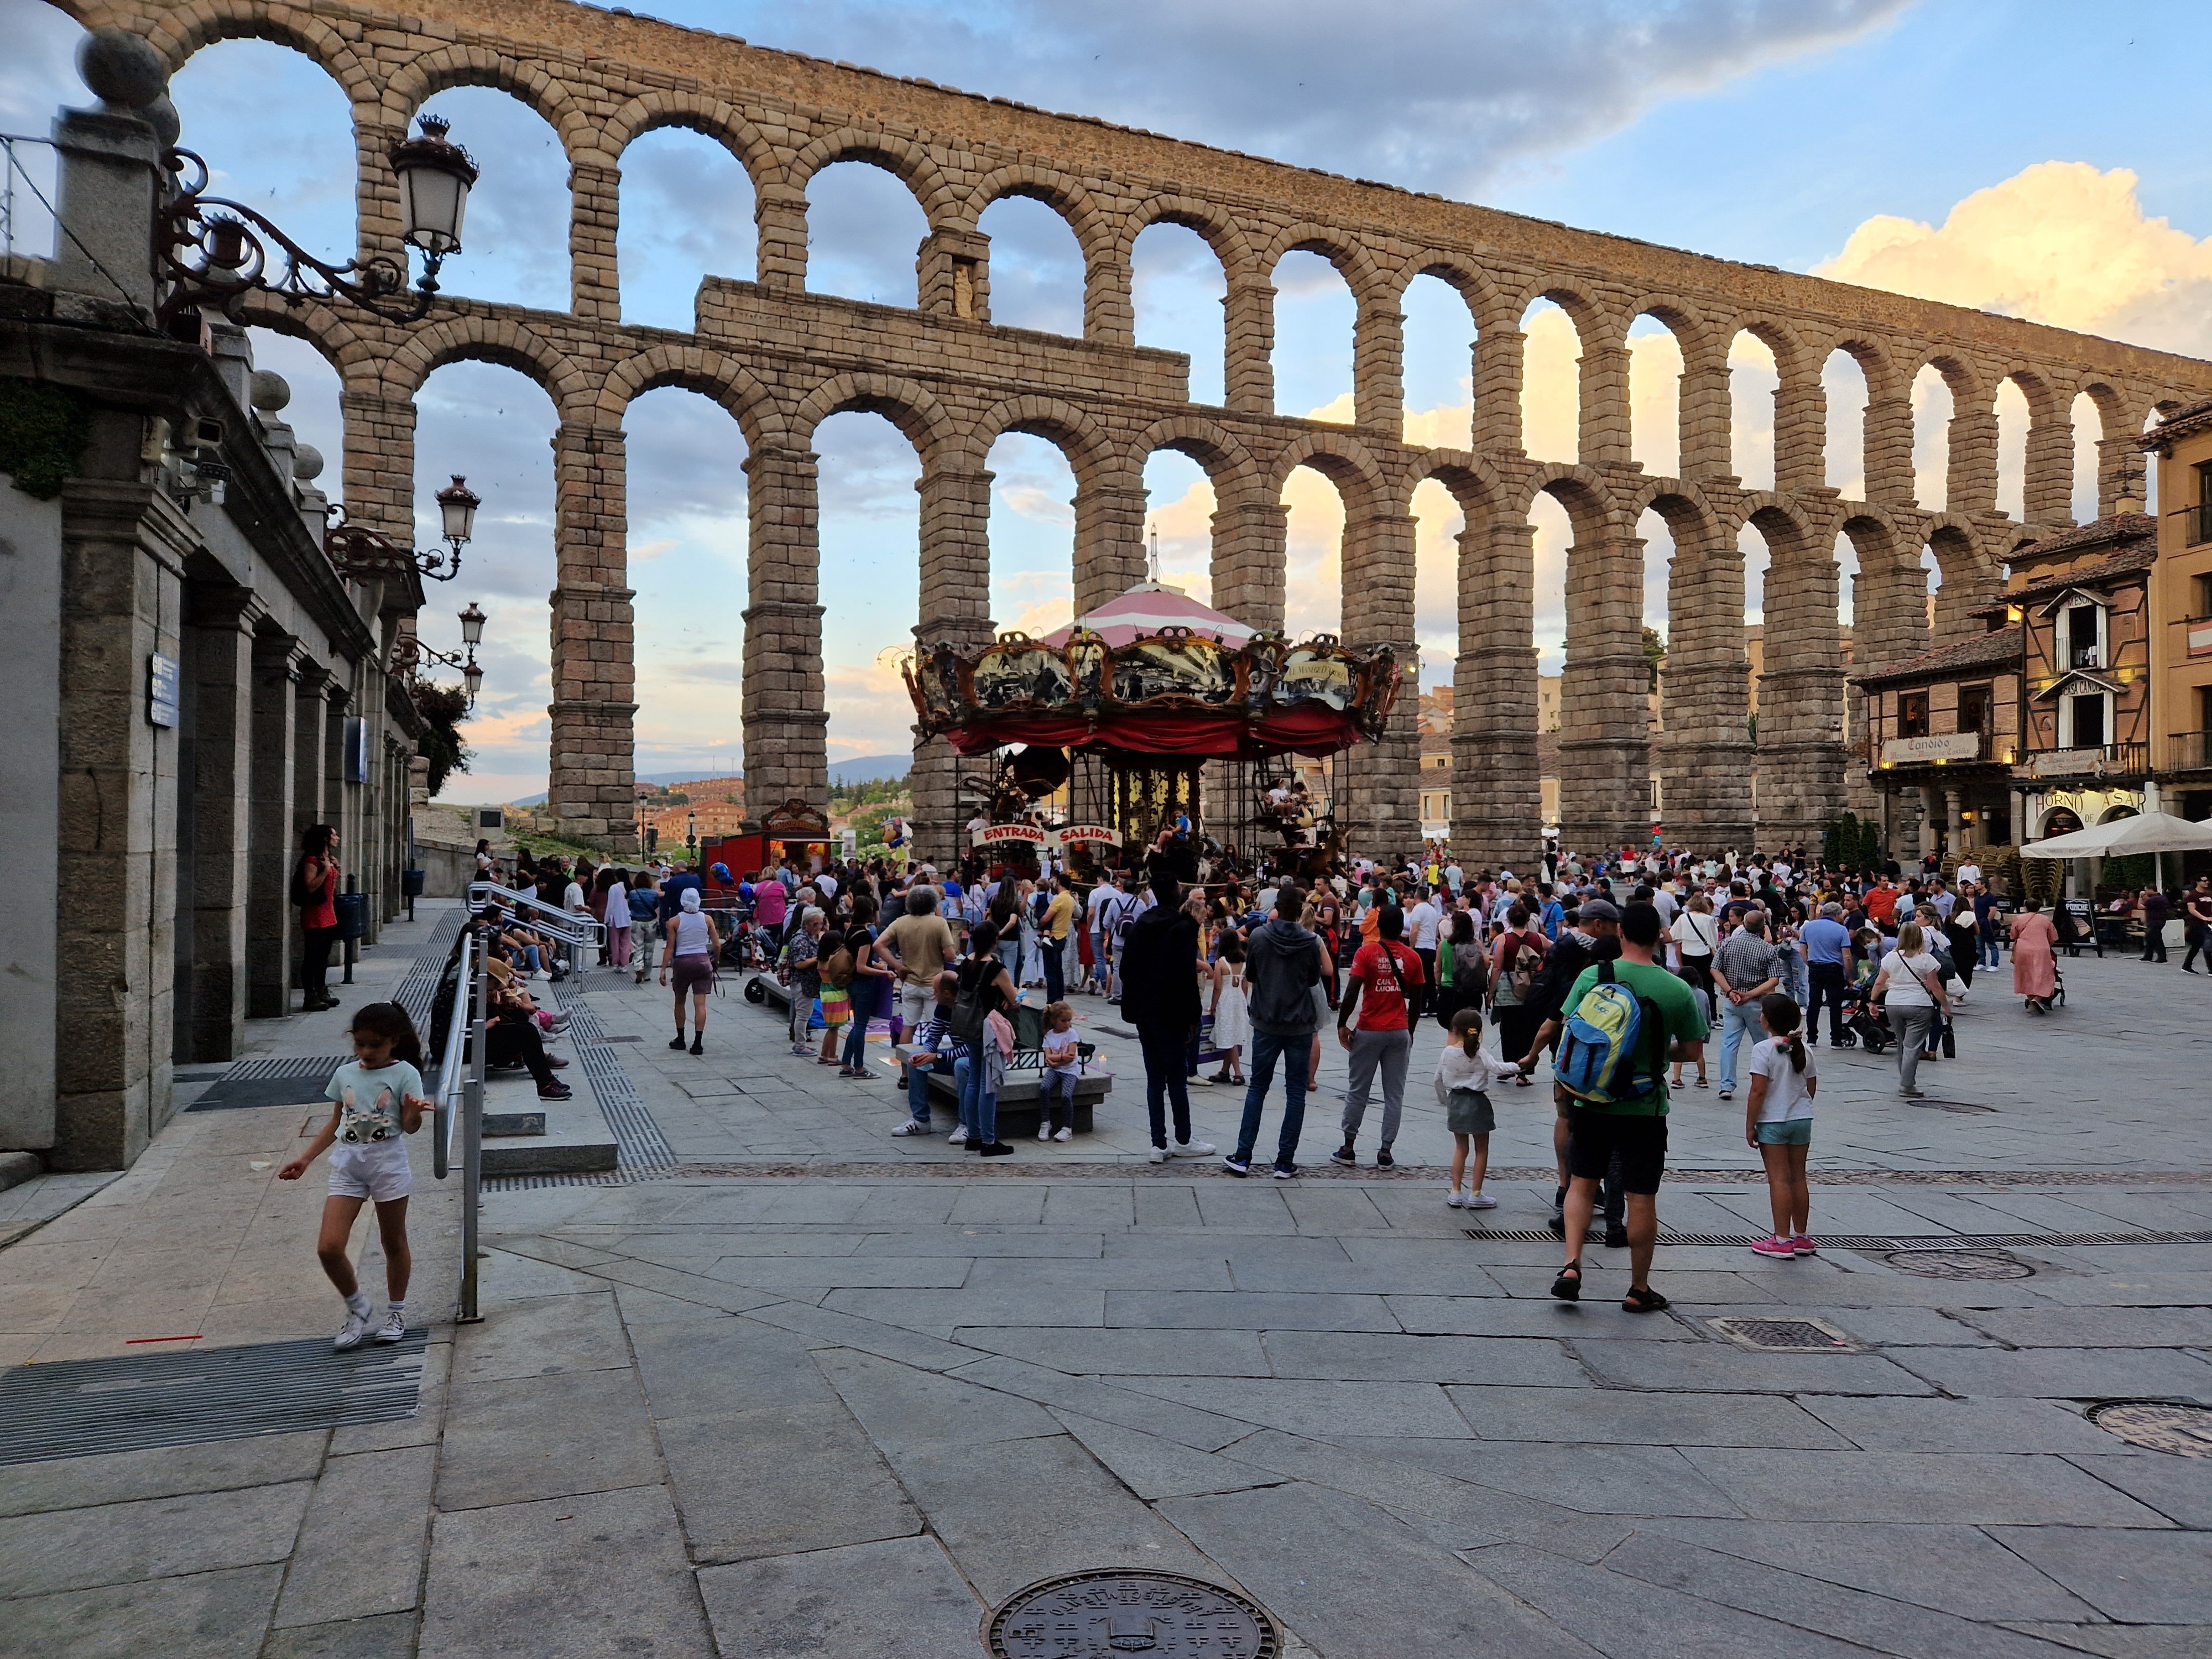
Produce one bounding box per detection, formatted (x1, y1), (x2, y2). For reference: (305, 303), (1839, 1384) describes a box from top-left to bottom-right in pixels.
(1226, 886), (1323, 1177)
(1118, 873), (1217, 1163)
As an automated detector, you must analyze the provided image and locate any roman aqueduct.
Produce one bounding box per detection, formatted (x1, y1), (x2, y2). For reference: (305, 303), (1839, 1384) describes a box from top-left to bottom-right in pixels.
(66, 0), (2212, 864)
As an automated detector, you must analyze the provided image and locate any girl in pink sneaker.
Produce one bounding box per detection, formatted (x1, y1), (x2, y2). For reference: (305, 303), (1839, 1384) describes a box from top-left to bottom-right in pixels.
(279, 1003), (435, 1350)
(1744, 993), (1817, 1258)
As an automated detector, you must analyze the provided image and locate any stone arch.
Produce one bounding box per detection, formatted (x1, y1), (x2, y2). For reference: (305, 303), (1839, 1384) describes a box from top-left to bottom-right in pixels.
(972, 394), (1117, 487)
(1395, 451), (1505, 524)
(790, 371), (958, 463)
(785, 128), (959, 223)
(1623, 295), (1718, 481)
(1262, 430), (1389, 514)
(1391, 255), (1504, 331)
(380, 316), (594, 420)
(1508, 462), (1623, 536)
(1136, 414), (1262, 504)
(597, 344), (784, 452)
(150, 2), (380, 103)
(1924, 516), (1998, 640)
(1119, 195), (1261, 285)
(236, 295), (377, 379)
(594, 90), (778, 182)
(1509, 279), (1621, 349)
(1262, 225), (1389, 304)
(384, 46), (591, 158)
(962, 166), (1111, 258)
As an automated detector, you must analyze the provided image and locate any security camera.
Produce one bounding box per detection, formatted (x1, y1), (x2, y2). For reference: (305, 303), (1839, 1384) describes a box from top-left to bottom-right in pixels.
(193, 415), (225, 447)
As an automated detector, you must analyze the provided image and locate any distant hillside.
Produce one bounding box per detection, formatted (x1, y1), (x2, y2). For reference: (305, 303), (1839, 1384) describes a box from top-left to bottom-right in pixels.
(504, 756), (906, 807)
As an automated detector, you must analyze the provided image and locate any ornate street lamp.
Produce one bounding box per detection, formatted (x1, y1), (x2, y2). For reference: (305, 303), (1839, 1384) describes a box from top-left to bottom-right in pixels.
(156, 113), (479, 329)
(327, 474), (478, 583)
(389, 601), (488, 709)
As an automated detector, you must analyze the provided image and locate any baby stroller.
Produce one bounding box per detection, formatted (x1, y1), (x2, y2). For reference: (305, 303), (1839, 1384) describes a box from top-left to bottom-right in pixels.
(1840, 982), (1891, 1053)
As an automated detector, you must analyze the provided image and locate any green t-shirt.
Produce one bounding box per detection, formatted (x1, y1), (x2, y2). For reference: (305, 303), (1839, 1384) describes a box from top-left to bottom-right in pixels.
(1561, 956), (1709, 1117)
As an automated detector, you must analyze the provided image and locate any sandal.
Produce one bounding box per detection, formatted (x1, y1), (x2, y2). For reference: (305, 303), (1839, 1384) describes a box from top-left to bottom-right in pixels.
(1549, 1262), (1582, 1302)
(1621, 1285), (1670, 1314)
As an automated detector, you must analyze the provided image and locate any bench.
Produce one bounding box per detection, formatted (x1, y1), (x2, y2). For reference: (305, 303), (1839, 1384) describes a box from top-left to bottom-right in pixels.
(924, 1065), (1113, 1138)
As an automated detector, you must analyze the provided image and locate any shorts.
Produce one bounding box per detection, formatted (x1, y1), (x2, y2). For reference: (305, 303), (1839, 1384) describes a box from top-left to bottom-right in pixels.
(1754, 1118), (1813, 1146)
(671, 956), (714, 994)
(1439, 1081), (1495, 1136)
(328, 1139), (413, 1202)
(1563, 1106), (1667, 1194)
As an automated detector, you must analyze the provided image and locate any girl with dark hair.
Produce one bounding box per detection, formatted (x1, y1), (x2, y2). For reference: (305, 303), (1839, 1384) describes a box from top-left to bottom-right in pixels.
(293, 824), (342, 1011)
(1745, 993), (1818, 1259)
(278, 1002), (433, 1349)
(841, 893), (889, 1079)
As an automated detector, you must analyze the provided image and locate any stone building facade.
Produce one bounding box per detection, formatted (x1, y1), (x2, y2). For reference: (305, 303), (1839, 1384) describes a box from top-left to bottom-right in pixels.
(56, 0), (2212, 868)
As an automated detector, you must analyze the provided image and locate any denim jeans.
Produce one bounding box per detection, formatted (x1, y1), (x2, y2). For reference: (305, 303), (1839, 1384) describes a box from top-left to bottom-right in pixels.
(1136, 1022), (1192, 1149)
(1717, 997), (1760, 1091)
(842, 977), (881, 1070)
(954, 1053), (998, 1144)
(1043, 938), (1065, 1004)
(906, 1053), (946, 1123)
(1980, 932), (2001, 969)
(1040, 1067), (1078, 1133)
(1234, 1026), (1311, 1169)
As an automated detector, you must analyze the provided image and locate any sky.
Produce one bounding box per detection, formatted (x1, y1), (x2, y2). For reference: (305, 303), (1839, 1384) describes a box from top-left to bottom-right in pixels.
(4, 0), (2210, 801)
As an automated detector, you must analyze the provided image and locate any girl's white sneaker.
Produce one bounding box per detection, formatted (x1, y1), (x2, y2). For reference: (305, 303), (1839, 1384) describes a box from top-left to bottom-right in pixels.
(1444, 1187), (1467, 1208)
(333, 1307), (372, 1352)
(373, 1311), (407, 1344)
(1465, 1191), (1498, 1210)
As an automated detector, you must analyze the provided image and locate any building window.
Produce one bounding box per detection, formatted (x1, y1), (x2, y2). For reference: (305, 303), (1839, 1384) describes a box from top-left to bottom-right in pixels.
(2195, 462), (2212, 545)
(2194, 573), (2212, 620)
(2065, 602), (2104, 670)
(1959, 684), (1990, 735)
(1898, 691), (1929, 738)
(2063, 691), (2107, 750)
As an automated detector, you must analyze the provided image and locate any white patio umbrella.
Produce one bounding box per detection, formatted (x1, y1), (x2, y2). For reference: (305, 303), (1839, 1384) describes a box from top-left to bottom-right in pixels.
(2020, 810), (2212, 891)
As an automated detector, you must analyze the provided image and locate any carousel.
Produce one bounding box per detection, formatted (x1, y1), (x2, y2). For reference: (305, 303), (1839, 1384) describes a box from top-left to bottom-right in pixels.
(902, 581), (1400, 881)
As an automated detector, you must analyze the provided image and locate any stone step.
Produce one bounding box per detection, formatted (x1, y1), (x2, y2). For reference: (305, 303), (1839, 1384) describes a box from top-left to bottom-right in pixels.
(482, 1109), (546, 1137)
(478, 1077), (618, 1175)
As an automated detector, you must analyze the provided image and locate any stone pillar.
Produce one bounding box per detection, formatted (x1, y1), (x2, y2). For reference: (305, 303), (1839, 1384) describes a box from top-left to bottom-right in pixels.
(1774, 372), (1829, 495)
(1755, 530), (1848, 848)
(338, 387), (416, 540)
(53, 480), (190, 1169)
(1945, 787), (1963, 854)
(293, 661), (329, 842)
(247, 630), (299, 1019)
(1851, 540), (1931, 674)
(910, 462), (996, 867)
(1073, 473), (1148, 614)
(1556, 530), (1651, 853)
(755, 182), (807, 293)
(1677, 359), (1734, 481)
(920, 226), (990, 321)
(2096, 435), (2145, 520)
(1578, 343), (1634, 467)
(1453, 519), (1542, 868)
(49, 106), (160, 314)
(570, 159), (622, 325)
(1470, 327), (1525, 454)
(324, 684), (353, 925)
(549, 424), (638, 849)
(1947, 403), (2000, 516)
(180, 588), (257, 1063)
(1352, 301), (1404, 433)
(1085, 244), (1135, 347)
(2023, 404), (2074, 525)
(1657, 525), (1754, 851)
(1211, 498), (1289, 632)
(1223, 278), (1275, 416)
(743, 445), (830, 817)
(1864, 393), (1916, 505)
(1917, 785), (1939, 860)
(1342, 510), (1420, 860)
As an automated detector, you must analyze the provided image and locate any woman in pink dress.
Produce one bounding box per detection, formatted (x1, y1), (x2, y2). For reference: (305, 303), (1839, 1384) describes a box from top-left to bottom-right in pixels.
(2010, 900), (2059, 1014)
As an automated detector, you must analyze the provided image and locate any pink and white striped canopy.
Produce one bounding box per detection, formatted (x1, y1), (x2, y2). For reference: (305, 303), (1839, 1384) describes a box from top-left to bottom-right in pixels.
(1039, 582), (1256, 649)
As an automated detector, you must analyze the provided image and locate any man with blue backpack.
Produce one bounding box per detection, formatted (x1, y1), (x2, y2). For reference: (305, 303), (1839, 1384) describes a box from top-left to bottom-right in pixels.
(1540, 900), (1707, 1313)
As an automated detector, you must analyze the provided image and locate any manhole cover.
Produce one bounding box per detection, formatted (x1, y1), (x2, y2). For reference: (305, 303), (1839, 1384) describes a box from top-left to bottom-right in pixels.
(1709, 1316), (1856, 1352)
(1883, 1249), (2035, 1280)
(988, 1569), (1279, 1657)
(2088, 1401), (2212, 1457)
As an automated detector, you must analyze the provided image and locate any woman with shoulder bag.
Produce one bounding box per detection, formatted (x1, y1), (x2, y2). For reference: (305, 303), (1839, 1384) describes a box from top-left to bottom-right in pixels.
(1671, 893), (1719, 1022)
(293, 825), (343, 1011)
(1869, 921), (1951, 1099)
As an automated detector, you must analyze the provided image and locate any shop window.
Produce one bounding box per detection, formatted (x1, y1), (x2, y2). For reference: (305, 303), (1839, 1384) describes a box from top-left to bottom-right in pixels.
(2064, 691), (2107, 749)
(1898, 691), (1929, 738)
(1959, 684), (1990, 735)
(2065, 602), (2104, 670)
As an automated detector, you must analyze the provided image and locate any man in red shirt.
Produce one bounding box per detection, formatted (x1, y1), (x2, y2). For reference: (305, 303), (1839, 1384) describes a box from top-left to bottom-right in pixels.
(1333, 905), (1425, 1168)
(1865, 878), (1899, 926)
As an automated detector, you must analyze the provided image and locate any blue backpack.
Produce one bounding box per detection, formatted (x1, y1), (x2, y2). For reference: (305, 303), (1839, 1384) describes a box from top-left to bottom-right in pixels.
(1556, 961), (1665, 1105)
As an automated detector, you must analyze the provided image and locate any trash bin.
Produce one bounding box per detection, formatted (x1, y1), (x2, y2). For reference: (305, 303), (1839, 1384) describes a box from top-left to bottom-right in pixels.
(334, 892), (369, 942)
(403, 868), (427, 899)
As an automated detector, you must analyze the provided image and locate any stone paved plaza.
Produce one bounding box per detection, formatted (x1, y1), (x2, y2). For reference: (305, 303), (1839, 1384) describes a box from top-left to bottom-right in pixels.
(2, 905), (2209, 1657)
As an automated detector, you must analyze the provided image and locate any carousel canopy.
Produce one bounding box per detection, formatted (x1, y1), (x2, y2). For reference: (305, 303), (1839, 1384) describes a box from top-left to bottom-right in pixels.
(902, 580), (1399, 761)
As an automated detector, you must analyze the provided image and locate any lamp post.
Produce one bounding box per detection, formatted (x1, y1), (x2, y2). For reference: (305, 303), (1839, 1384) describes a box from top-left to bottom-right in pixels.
(390, 601), (488, 708)
(156, 113), (479, 329)
(686, 811), (698, 860)
(328, 474), (478, 584)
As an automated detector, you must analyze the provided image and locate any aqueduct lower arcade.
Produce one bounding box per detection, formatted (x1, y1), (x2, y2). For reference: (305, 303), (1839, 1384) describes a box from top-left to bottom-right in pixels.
(88, 0), (2212, 864)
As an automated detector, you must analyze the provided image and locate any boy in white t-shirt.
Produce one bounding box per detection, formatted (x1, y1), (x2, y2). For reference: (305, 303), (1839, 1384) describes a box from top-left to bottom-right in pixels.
(1744, 993), (1818, 1260)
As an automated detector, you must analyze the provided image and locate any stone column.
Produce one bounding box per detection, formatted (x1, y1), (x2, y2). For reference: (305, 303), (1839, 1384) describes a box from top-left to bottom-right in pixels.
(1578, 343), (1634, 467)
(1755, 528), (1848, 848)
(338, 387), (416, 541)
(1864, 392), (1916, 505)
(293, 660), (330, 843)
(2023, 404), (2074, 525)
(54, 479), (190, 1170)
(1677, 358), (1734, 481)
(1945, 787), (1963, 853)
(1223, 278), (1275, 416)
(1470, 327), (1525, 455)
(910, 462), (996, 867)
(1556, 530), (1651, 853)
(1917, 785), (1939, 860)
(1947, 403), (2000, 516)
(570, 159), (622, 325)
(2096, 434), (2145, 520)
(755, 182), (808, 293)
(180, 588), (258, 1063)
(549, 423), (638, 849)
(1084, 244), (1135, 347)
(920, 226), (990, 321)
(1657, 525), (1754, 851)
(50, 107), (159, 315)
(1211, 498), (1290, 632)
(1454, 519), (1542, 868)
(1773, 372), (1829, 496)
(1342, 509), (1420, 860)
(1352, 301), (1404, 433)
(743, 444), (830, 818)
(325, 684), (353, 928)
(247, 630), (299, 1019)
(1073, 473), (1149, 613)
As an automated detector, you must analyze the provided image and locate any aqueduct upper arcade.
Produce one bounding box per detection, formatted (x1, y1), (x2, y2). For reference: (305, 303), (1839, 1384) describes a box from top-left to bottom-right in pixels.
(81, 0), (2212, 864)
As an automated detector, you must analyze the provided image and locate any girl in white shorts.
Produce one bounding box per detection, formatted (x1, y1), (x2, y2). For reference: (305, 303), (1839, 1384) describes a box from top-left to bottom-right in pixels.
(279, 1003), (434, 1351)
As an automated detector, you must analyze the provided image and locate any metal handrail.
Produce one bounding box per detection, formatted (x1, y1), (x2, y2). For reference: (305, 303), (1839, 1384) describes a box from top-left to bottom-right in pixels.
(458, 933), (488, 1323)
(432, 926), (472, 1181)
(467, 879), (606, 948)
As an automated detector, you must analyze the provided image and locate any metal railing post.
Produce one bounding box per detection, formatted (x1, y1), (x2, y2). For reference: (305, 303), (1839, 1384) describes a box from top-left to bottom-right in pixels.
(458, 938), (489, 1323)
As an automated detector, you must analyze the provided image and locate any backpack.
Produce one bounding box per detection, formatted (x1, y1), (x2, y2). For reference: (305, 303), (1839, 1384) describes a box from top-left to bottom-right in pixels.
(1506, 934), (1545, 1002)
(947, 959), (995, 1046)
(290, 857), (316, 908)
(1555, 961), (1666, 1106)
(820, 943), (855, 989)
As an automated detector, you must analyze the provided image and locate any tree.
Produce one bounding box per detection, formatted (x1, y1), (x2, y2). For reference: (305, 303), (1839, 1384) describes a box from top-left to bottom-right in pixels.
(409, 680), (472, 796)
(1641, 625), (1666, 693)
